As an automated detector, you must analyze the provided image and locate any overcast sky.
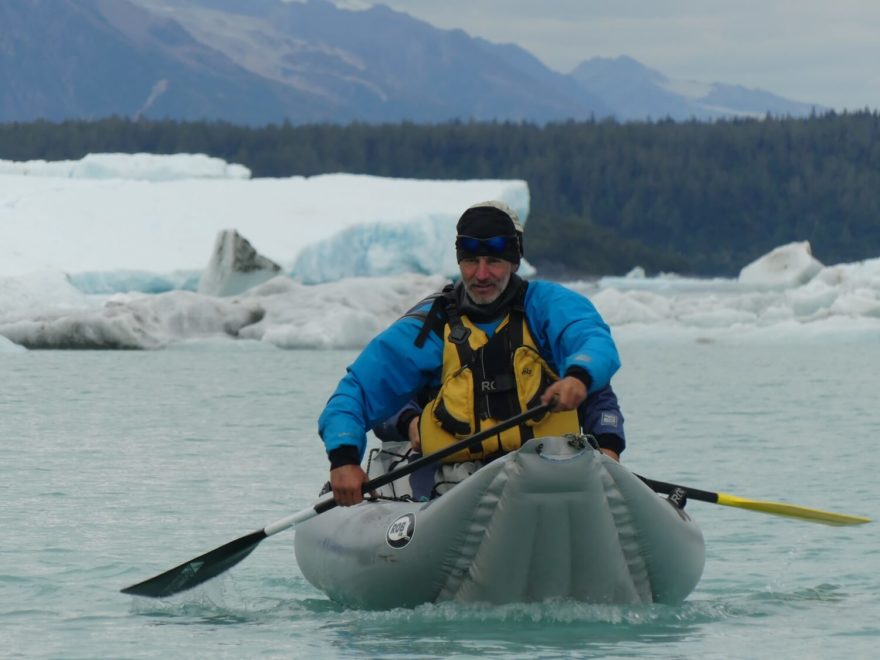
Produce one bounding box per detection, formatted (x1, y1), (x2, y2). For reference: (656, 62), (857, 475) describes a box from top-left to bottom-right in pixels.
(336, 0), (880, 111)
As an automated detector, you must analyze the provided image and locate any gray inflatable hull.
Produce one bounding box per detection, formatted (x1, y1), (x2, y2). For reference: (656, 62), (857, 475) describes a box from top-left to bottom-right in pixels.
(294, 437), (704, 609)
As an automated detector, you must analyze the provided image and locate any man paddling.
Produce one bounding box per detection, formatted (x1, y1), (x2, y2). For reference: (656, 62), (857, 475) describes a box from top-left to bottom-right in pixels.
(373, 382), (626, 499)
(319, 200), (621, 505)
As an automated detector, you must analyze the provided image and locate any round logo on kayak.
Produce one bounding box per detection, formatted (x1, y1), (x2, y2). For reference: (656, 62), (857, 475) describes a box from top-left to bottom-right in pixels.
(386, 513), (416, 549)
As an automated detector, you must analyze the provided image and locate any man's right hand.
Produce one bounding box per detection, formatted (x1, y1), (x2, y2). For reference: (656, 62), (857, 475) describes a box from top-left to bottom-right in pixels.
(330, 464), (370, 506)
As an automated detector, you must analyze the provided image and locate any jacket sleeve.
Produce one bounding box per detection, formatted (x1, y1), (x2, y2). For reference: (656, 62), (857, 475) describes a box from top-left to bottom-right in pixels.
(318, 316), (441, 459)
(373, 399), (420, 443)
(579, 384), (626, 454)
(525, 281), (621, 392)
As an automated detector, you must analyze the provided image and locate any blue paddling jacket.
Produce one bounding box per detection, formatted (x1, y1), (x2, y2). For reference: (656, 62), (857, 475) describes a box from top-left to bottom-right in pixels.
(319, 278), (621, 460)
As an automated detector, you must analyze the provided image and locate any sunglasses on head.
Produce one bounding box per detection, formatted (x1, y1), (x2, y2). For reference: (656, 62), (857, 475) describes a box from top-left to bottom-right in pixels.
(455, 234), (517, 254)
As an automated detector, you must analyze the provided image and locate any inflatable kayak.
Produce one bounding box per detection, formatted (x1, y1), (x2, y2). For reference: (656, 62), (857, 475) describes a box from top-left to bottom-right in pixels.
(294, 435), (705, 609)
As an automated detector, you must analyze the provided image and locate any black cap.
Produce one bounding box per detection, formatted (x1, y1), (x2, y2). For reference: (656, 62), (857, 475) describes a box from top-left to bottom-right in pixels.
(455, 201), (524, 263)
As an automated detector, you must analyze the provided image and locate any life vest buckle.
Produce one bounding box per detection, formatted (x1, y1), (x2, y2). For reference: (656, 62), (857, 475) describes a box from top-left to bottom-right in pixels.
(448, 325), (471, 345)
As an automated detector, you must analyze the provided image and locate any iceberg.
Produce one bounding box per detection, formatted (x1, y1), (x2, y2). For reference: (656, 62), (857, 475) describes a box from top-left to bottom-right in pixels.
(0, 273), (445, 350)
(0, 152), (251, 181)
(738, 241), (824, 288)
(579, 254), (880, 342)
(0, 334), (24, 353)
(67, 270), (201, 295)
(292, 214), (535, 283)
(0, 154), (529, 285)
(198, 229), (282, 297)
(0, 290), (263, 350)
(1, 152), (879, 351)
(234, 274), (447, 349)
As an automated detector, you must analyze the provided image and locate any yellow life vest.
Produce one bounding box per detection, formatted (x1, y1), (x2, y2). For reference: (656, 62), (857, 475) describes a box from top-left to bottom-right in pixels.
(419, 302), (580, 463)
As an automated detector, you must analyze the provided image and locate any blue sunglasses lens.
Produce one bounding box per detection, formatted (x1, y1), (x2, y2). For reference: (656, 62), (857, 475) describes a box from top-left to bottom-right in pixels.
(457, 235), (514, 253)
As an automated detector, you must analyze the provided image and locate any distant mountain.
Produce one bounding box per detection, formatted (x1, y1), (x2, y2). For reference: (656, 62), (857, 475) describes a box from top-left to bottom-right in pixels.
(569, 56), (824, 121)
(126, 0), (611, 123)
(0, 0), (317, 124)
(0, 0), (822, 125)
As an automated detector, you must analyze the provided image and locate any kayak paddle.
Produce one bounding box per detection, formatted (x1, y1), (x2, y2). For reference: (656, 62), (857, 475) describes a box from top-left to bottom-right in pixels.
(638, 475), (871, 526)
(121, 402), (553, 598)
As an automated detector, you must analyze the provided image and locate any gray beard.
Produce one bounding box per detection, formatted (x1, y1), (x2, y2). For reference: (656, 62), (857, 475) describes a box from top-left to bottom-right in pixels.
(455, 274), (524, 323)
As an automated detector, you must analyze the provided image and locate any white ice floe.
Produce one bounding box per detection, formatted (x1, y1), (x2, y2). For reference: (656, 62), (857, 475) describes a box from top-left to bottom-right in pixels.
(0, 273), (445, 350)
(0, 153), (528, 284)
(2, 251), (878, 350)
(197, 229), (282, 297)
(0, 152), (251, 181)
(738, 241), (824, 288)
(0, 289), (262, 350)
(1, 153), (879, 350)
(235, 274), (447, 350)
(575, 253), (880, 343)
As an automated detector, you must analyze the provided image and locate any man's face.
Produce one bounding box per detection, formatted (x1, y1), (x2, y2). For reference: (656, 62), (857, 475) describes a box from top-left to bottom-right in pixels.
(459, 256), (517, 304)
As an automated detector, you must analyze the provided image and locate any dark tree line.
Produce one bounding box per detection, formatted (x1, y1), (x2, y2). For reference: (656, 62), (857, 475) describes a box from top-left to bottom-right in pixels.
(3, 112), (879, 276)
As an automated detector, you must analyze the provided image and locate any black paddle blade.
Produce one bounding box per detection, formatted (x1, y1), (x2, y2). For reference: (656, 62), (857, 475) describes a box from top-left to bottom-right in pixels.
(121, 530), (267, 598)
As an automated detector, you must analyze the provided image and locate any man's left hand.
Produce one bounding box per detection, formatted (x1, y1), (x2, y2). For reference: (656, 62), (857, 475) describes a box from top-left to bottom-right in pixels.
(599, 447), (620, 462)
(540, 376), (587, 411)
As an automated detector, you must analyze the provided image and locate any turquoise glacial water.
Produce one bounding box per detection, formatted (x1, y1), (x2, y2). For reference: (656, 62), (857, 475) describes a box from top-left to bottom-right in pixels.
(1, 338), (878, 658)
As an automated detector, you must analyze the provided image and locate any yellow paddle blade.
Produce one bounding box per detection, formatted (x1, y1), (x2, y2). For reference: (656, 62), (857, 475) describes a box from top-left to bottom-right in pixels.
(716, 493), (872, 526)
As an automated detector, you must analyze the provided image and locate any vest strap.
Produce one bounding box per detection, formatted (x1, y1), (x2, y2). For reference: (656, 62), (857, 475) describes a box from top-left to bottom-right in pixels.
(443, 288), (474, 363)
(413, 293), (445, 348)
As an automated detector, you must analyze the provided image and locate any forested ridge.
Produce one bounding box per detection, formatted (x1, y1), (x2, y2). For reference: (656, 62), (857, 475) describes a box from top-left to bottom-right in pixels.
(3, 112), (879, 276)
